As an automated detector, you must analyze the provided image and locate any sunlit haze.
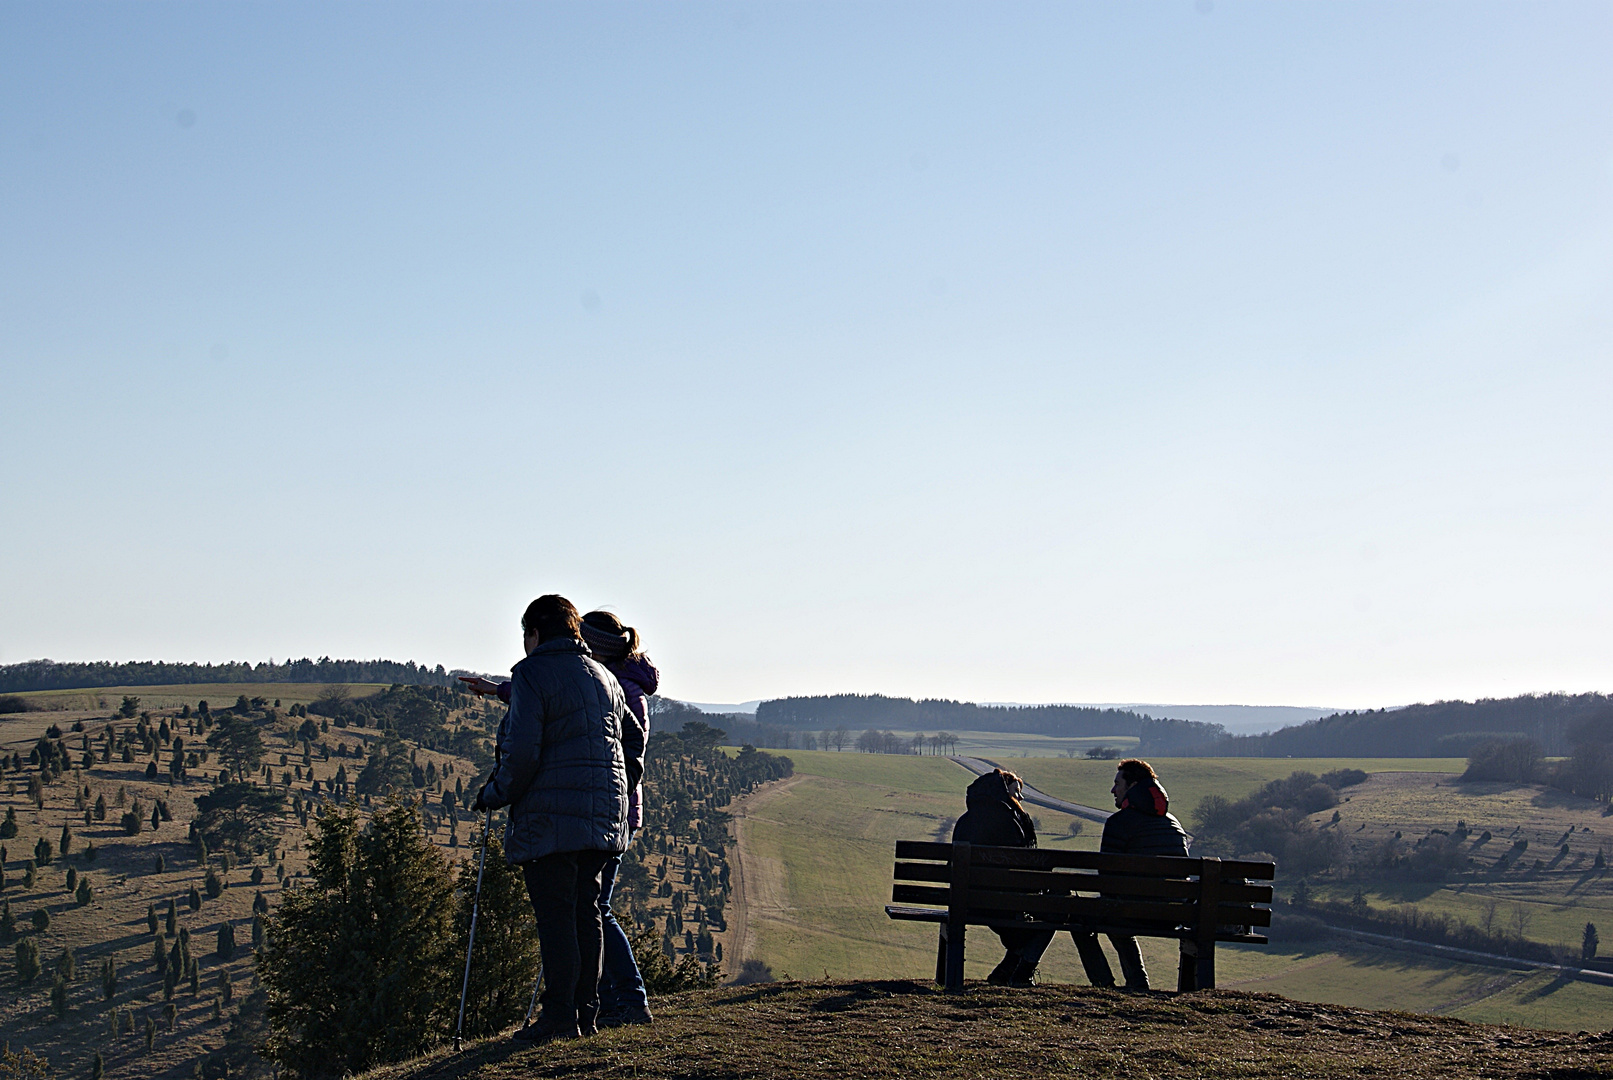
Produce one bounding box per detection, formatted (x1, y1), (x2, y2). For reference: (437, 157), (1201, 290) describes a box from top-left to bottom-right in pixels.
(3, 2), (1611, 709)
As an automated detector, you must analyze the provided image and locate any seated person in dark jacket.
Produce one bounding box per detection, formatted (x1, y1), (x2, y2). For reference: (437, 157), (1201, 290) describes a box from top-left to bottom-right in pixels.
(1070, 757), (1190, 991)
(951, 769), (1054, 986)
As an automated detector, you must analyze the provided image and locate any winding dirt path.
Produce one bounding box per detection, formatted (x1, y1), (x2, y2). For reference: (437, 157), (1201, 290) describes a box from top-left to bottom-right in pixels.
(720, 773), (807, 972)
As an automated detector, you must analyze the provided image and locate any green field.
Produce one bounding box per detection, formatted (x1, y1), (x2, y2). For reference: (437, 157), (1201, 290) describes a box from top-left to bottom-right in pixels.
(731, 750), (1613, 1030)
(12, 683), (391, 712)
(1004, 756), (1468, 816)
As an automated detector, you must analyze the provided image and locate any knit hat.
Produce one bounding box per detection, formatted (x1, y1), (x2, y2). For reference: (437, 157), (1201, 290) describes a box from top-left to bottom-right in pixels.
(580, 618), (631, 662)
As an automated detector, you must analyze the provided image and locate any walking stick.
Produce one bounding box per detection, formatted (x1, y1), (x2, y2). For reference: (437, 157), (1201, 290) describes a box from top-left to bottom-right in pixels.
(523, 963), (544, 1026)
(454, 808), (494, 1051)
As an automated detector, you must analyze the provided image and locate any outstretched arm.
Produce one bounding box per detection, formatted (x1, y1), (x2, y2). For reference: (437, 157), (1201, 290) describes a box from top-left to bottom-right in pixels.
(479, 672), (543, 810)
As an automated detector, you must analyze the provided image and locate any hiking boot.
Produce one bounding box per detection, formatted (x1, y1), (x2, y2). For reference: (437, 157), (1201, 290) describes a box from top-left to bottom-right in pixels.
(513, 1015), (580, 1045)
(1008, 960), (1039, 988)
(986, 955), (1018, 986)
(597, 1003), (653, 1028)
(577, 1003), (600, 1038)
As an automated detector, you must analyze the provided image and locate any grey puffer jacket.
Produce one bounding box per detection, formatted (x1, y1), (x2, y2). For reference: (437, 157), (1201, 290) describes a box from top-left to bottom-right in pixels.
(481, 638), (647, 864)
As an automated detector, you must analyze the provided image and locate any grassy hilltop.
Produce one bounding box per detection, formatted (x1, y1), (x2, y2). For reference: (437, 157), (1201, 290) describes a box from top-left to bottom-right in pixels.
(364, 980), (1613, 1080)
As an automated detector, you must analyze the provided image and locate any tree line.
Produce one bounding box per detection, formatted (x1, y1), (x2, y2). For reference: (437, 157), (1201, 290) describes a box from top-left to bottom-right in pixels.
(1200, 693), (1612, 758)
(751, 693), (1226, 753)
(0, 658), (473, 695)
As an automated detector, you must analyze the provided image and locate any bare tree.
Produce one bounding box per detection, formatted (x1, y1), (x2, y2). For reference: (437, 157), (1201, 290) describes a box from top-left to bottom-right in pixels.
(1480, 897), (1499, 935)
(1512, 903), (1534, 941)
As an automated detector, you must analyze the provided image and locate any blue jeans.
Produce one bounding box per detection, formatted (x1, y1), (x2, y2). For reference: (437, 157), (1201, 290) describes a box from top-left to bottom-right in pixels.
(598, 834), (648, 1011)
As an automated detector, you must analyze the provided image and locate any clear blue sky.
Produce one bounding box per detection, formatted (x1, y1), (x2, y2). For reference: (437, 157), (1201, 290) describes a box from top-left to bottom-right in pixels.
(3, 2), (1610, 709)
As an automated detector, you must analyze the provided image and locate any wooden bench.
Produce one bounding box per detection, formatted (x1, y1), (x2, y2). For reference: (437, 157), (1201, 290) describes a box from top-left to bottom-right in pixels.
(885, 840), (1275, 991)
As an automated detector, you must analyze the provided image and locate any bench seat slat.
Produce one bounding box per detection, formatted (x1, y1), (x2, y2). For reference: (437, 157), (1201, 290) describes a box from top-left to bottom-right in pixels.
(884, 905), (1272, 941)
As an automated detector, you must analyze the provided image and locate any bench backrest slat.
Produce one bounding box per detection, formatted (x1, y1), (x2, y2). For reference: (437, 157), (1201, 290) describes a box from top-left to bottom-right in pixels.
(895, 863), (1273, 904)
(893, 840), (1274, 880)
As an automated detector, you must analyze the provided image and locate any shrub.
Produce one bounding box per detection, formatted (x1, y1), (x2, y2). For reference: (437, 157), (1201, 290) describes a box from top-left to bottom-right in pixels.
(217, 922), (236, 960)
(76, 876), (93, 906)
(50, 975), (66, 1017)
(259, 797), (460, 1077)
(101, 957), (117, 1000)
(729, 958), (774, 985)
(31, 908), (49, 932)
(1463, 738), (1544, 784)
(204, 870), (223, 899)
(188, 885), (202, 911)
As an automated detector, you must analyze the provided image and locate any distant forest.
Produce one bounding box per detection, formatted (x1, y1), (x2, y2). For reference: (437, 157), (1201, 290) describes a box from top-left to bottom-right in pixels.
(0, 658), (463, 694)
(753, 693), (1227, 754)
(1201, 693), (1613, 758)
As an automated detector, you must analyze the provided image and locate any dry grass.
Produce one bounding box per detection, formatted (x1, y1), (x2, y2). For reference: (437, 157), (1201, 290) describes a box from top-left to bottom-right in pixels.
(366, 980), (1613, 1080)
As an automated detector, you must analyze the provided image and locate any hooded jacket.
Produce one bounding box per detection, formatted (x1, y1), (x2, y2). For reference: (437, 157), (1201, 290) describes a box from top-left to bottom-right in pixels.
(600, 653), (658, 830)
(952, 771), (1037, 848)
(1100, 779), (1190, 857)
(481, 638), (647, 864)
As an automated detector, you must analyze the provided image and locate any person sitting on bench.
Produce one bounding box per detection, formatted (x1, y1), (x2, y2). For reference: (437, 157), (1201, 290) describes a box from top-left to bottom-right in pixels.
(1071, 757), (1190, 991)
(951, 768), (1055, 986)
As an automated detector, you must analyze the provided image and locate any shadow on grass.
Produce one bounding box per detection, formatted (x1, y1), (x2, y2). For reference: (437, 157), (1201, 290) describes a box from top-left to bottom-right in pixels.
(1515, 972), (1577, 1004)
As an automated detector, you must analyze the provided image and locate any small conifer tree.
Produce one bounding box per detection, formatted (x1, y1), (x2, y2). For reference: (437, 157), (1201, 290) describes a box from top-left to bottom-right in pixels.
(121, 1006), (134, 1035)
(253, 891), (269, 916)
(84, 840), (97, 863)
(147, 904), (158, 935)
(0, 807), (15, 839)
(1585, 922), (1600, 961)
(152, 935), (168, 977)
(31, 908), (49, 932)
(76, 876), (92, 906)
(164, 1001), (177, 1032)
(92, 1051), (104, 1079)
(167, 899), (178, 936)
(217, 921), (236, 960)
(189, 958), (200, 995)
(22, 860), (35, 890)
(102, 956), (117, 999)
(65, 867), (77, 893)
(56, 946), (74, 980)
(252, 914), (265, 950)
(188, 884), (202, 911)
(50, 975), (66, 1017)
(204, 869), (223, 899)
(145, 1014), (156, 1050)
(16, 937), (40, 983)
(154, 854), (165, 874)
(58, 823), (72, 858)
(0, 901), (13, 942)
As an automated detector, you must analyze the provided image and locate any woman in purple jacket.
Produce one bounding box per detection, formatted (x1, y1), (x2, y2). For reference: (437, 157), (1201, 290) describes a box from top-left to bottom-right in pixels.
(578, 610), (658, 1026)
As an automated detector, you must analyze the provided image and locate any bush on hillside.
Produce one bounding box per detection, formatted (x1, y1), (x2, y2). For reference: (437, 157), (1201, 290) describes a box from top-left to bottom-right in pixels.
(259, 797), (458, 1078)
(1462, 738), (1544, 784)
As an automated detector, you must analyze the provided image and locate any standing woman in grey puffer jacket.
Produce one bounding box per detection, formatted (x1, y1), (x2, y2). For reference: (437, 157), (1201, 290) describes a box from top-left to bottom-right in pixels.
(579, 610), (659, 1027)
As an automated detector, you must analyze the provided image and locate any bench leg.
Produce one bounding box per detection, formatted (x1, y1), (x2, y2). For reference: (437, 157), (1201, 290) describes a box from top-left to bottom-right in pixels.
(935, 925), (947, 985)
(1177, 942), (1197, 993)
(1195, 942), (1216, 990)
(942, 919), (966, 992)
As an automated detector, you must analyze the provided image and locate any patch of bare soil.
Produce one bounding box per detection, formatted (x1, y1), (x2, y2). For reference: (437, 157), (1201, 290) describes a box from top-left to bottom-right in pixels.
(368, 980), (1613, 1080)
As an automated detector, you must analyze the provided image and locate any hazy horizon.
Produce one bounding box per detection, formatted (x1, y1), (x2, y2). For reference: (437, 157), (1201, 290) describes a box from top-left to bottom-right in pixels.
(4, 3), (1611, 708)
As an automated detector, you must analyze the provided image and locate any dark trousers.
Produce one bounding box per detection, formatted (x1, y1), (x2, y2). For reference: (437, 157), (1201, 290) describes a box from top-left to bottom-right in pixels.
(1072, 931), (1149, 989)
(523, 850), (613, 1022)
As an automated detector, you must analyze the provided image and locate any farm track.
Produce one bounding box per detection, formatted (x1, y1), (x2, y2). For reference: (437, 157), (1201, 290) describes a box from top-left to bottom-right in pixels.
(721, 773), (807, 971)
